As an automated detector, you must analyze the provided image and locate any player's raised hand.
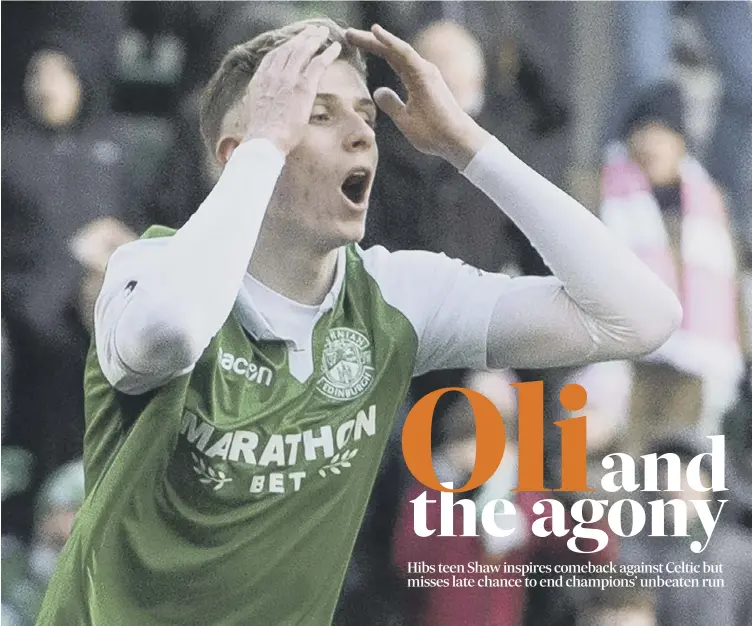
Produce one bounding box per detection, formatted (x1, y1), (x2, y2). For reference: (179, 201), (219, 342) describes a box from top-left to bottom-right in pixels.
(346, 24), (490, 169)
(241, 25), (342, 154)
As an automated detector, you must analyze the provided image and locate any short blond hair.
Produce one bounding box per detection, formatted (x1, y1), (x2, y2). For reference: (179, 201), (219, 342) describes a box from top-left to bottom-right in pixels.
(199, 17), (366, 160)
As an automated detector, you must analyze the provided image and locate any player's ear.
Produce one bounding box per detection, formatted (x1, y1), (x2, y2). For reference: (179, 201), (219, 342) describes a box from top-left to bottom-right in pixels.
(217, 136), (241, 169)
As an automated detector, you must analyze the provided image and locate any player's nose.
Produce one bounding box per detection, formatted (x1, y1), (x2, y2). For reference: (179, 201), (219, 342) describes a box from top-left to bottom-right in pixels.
(343, 115), (375, 153)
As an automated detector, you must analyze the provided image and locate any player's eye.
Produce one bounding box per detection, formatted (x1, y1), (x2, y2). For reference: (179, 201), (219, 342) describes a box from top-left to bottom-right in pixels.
(310, 112), (331, 124)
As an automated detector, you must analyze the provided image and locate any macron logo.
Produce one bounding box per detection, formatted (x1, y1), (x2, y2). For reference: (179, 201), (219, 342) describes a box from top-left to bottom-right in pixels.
(218, 347), (273, 387)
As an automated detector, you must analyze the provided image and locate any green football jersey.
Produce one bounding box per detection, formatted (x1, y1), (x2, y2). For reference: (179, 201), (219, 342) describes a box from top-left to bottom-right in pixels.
(37, 225), (506, 625)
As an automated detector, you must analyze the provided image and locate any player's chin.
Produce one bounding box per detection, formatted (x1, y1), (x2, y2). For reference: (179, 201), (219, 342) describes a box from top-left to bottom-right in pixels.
(340, 219), (367, 244)
(330, 214), (367, 247)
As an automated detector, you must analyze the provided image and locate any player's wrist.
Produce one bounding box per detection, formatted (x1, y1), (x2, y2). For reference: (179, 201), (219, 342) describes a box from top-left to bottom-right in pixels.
(440, 117), (491, 171)
(242, 126), (295, 156)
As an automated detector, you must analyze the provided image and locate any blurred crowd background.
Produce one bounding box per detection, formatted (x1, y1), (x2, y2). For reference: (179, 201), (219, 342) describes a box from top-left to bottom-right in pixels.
(2, 2), (752, 625)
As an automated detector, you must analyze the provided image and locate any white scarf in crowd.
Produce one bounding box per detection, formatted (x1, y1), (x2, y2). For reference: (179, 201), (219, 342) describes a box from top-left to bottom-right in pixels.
(599, 143), (743, 416)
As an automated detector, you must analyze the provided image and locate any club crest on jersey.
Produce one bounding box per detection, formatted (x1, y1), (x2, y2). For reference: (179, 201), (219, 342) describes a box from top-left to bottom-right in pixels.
(317, 327), (375, 401)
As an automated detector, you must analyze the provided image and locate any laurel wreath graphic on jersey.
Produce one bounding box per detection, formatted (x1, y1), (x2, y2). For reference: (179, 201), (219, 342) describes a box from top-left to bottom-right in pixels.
(191, 452), (233, 491)
(318, 448), (359, 477)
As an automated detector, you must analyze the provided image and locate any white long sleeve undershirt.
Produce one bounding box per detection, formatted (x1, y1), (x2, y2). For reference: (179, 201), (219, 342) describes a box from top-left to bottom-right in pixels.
(95, 135), (681, 394)
(461, 139), (682, 369)
(95, 140), (285, 392)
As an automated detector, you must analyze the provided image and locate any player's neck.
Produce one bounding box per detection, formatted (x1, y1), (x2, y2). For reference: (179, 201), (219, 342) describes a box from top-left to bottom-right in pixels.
(249, 229), (339, 306)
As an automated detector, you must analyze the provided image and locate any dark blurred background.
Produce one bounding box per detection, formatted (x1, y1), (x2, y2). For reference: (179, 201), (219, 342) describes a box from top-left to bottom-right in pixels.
(2, 2), (752, 625)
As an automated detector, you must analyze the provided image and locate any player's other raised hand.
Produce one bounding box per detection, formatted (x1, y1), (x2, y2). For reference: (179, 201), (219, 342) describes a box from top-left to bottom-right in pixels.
(241, 25), (342, 154)
(346, 24), (490, 170)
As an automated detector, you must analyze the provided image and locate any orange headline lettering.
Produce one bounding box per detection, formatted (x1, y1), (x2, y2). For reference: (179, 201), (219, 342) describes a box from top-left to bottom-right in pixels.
(401, 382), (594, 493)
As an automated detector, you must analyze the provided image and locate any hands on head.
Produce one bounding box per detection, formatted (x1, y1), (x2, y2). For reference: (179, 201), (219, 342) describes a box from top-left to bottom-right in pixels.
(240, 23), (489, 170)
(240, 25), (343, 155)
(345, 24), (490, 169)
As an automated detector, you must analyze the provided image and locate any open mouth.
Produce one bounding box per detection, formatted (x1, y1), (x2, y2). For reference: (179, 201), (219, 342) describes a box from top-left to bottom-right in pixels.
(340, 168), (371, 205)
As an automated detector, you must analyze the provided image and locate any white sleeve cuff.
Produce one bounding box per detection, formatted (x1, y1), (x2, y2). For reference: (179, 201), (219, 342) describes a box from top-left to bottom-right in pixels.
(461, 136), (512, 182)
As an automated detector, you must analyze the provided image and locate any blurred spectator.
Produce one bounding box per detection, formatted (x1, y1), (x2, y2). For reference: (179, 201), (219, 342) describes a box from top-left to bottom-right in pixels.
(414, 21), (486, 117)
(1, 2), (126, 116)
(597, 82), (745, 453)
(1, 460), (85, 626)
(114, 2), (187, 115)
(2, 31), (138, 536)
(362, 2), (572, 140)
(3, 30), (141, 344)
(605, 1), (752, 260)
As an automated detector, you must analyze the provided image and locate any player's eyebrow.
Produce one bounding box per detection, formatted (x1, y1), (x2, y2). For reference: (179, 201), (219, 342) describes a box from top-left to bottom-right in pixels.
(315, 94), (377, 117)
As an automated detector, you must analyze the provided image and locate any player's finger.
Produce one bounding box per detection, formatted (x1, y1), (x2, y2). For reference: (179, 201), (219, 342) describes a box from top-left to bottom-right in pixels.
(370, 24), (423, 67)
(373, 87), (406, 125)
(345, 28), (391, 58)
(304, 41), (342, 83)
(265, 25), (320, 75)
(346, 26), (423, 85)
(252, 41), (281, 78)
(285, 25), (330, 74)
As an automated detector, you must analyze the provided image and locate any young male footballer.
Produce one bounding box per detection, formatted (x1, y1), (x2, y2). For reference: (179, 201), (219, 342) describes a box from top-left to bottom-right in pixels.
(38, 19), (681, 626)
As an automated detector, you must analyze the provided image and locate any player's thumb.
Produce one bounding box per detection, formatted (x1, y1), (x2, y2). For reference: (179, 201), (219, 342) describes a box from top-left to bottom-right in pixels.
(373, 87), (406, 124)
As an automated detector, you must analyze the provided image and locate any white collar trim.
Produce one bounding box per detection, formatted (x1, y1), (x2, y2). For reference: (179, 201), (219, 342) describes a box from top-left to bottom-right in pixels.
(233, 246), (347, 341)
